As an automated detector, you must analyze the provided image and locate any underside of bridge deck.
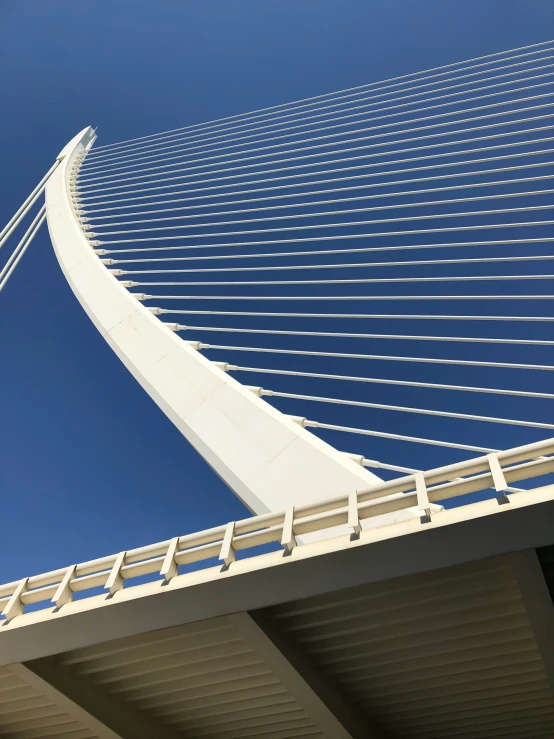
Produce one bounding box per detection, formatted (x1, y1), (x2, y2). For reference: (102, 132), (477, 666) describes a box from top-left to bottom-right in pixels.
(1, 543), (554, 739)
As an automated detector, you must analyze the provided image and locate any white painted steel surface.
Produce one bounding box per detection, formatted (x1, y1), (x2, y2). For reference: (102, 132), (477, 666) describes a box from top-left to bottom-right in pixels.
(46, 127), (381, 517)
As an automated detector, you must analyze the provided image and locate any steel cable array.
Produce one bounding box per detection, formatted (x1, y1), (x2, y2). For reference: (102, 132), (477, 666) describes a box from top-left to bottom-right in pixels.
(72, 40), (554, 480)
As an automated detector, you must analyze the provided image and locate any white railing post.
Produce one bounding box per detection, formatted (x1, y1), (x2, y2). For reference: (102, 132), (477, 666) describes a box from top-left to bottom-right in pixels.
(1, 578), (28, 622)
(160, 537), (180, 582)
(52, 565), (76, 608)
(281, 507), (297, 553)
(415, 472), (432, 523)
(487, 453), (510, 503)
(348, 490), (362, 537)
(105, 552), (126, 595)
(219, 522), (236, 567)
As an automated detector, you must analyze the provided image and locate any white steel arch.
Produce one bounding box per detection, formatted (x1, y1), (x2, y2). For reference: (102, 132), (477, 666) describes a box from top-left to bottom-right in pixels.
(46, 127), (382, 515)
(42, 42), (554, 520)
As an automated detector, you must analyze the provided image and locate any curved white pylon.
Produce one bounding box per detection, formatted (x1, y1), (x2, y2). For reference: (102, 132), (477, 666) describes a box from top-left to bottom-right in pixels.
(46, 127), (382, 514)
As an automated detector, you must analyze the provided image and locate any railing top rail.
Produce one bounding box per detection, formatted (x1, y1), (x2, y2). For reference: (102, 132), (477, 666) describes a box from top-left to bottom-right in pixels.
(1, 436), (553, 618)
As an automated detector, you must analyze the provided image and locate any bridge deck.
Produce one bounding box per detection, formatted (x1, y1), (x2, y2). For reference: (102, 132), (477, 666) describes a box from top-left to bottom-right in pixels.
(1, 484), (554, 738)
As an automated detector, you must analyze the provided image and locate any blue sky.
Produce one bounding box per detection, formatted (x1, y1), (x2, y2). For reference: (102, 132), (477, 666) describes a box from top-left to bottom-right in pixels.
(0, 0), (553, 583)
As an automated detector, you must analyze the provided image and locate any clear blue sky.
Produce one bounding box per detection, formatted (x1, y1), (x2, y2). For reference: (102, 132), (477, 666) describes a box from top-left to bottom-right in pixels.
(0, 0), (552, 583)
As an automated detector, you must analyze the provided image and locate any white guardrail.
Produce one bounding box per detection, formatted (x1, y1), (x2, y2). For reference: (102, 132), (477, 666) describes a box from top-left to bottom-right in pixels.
(2, 436), (554, 623)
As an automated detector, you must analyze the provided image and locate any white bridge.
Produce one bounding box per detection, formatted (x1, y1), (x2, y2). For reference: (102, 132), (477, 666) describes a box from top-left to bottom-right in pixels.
(1, 40), (554, 738)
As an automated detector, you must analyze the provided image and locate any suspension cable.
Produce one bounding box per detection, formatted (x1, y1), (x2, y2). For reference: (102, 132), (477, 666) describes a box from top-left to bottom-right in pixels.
(97, 206), (554, 245)
(0, 163), (57, 250)
(115, 253), (554, 274)
(156, 309), (554, 322)
(89, 174), (554, 229)
(76, 103), (554, 191)
(87, 159), (554, 220)
(70, 43), (554, 477)
(193, 342), (554, 370)
(0, 206), (46, 294)
(225, 364), (554, 399)
(168, 324), (554, 346)
(143, 294), (554, 302)
(130, 274), (554, 288)
(300, 419), (498, 453)
(259, 389), (554, 430)
(101, 220), (554, 253)
(81, 69), (554, 173)
(87, 56), (554, 164)
(88, 40), (554, 155)
(105, 237), (554, 261)
(78, 127), (554, 204)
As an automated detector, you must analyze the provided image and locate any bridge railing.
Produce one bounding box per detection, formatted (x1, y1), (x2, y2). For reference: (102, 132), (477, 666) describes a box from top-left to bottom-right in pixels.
(1, 435), (553, 622)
